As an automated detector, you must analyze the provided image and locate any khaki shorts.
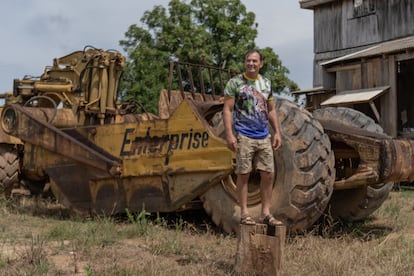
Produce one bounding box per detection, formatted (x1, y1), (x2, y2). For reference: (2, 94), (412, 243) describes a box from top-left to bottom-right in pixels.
(235, 134), (275, 174)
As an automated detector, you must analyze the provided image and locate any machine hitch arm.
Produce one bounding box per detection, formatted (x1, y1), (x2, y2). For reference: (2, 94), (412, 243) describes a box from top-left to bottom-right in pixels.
(320, 119), (414, 188)
(1, 104), (122, 175)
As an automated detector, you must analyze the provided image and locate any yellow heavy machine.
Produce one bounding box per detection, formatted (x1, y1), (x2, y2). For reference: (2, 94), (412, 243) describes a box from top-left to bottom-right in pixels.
(0, 47), (235, 217)
(1, 47), (413, 234)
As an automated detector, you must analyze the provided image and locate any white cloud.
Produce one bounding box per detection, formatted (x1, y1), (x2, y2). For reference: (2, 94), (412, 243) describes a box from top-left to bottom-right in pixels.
(0, 0), (314, 92)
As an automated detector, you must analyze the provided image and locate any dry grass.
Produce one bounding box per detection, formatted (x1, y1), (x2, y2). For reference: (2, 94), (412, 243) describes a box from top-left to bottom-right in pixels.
(284, 189), (414, 276)
(1, 189), (414, 275)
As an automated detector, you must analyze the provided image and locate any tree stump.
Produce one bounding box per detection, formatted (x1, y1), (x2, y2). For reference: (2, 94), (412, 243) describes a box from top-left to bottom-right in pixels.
(235, 223), (286, 275)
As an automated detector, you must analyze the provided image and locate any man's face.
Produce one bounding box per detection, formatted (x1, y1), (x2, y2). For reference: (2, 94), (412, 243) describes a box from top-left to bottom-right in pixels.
(244, 52), (263, 75)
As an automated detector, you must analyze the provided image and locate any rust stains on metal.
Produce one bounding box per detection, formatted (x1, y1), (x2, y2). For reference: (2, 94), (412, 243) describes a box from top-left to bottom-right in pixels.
(318, 118), (414, 188)
(3, 104), (121, 174)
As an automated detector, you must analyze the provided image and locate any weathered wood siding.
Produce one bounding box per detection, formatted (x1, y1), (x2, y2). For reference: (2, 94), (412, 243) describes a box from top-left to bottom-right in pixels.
(303, 0), (414, 136)
(314, 0), (414, 54)
(312, 0), (414, 89)
(329, 58), (396, 135)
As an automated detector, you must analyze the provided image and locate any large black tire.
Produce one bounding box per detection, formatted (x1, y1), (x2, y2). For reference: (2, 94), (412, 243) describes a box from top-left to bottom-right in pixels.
(313, 107), (394, 221)
(201, 98), (335, 234)
(0, 145), (20, 197)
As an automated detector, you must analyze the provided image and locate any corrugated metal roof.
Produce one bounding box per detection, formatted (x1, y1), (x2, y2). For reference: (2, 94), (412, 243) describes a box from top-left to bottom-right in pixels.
(321, 36), (414, 66)
(321, 86), (389, 106)
(291, 86), (333, 95)
(300, 0), (336, 9)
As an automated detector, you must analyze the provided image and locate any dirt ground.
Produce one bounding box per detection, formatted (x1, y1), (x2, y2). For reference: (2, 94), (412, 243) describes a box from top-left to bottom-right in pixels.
(1, 189), (414, 275)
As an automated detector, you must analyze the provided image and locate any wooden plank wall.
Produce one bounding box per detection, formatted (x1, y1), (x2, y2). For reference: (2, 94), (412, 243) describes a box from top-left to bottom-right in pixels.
(311, 0), (414, 87)
(327, 56), (397, 135)
(304, 0), (414, 136)
(314, 0), (414, 54)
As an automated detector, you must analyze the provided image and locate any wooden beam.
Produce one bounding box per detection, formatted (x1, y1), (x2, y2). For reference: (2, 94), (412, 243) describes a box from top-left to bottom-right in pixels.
(369, 101), (381, 122)
(326, 63), (361, 73)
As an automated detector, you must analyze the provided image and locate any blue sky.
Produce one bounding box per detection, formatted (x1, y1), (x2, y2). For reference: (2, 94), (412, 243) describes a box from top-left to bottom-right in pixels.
(0, 0), (314, 93)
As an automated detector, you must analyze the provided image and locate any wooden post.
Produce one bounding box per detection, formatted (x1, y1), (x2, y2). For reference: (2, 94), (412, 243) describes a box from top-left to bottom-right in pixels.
(235, 223), (286, 275)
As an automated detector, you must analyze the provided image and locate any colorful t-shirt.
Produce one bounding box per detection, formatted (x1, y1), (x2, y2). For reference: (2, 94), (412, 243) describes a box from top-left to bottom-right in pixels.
(224, 73), (272, 139)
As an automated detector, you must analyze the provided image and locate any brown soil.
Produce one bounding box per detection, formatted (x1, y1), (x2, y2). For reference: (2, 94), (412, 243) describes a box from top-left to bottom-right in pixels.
(1, 189), (414, 275)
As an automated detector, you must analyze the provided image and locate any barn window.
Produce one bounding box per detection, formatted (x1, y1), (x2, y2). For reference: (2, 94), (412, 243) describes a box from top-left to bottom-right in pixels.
(353, 0), (376, 18)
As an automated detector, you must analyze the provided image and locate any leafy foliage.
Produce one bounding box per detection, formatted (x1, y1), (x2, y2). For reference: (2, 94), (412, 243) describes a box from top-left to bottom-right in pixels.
(119, 0), (297, 114)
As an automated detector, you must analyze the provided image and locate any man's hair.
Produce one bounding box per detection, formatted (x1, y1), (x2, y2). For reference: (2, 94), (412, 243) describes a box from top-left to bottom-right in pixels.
(244, 49), (264, 61)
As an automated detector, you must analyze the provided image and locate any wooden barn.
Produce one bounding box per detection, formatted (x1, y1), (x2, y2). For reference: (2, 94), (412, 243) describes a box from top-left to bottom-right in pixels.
(298, 0), (414, 137)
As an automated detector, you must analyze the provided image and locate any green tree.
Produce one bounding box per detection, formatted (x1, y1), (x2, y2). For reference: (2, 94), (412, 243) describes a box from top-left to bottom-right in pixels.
(119, 0), (297, 114)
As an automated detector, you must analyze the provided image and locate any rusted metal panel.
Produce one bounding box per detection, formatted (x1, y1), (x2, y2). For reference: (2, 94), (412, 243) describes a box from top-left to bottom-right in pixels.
(122, 176), (166, 212)
(320, 119), (383, 189)
(5, 97), (234, 215)
(113, 98), (233, 176)
(319, 118), (414, 188)
(0, 126), (21, 145)
(381, 139), (414, 183)
(2, 104), (121, 174)
(0, 48), (238, 216)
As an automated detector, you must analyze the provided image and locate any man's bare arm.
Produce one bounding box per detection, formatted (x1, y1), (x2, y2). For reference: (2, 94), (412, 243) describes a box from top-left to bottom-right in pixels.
(268, 99), (282, 150)
(223, 97), (237, 152)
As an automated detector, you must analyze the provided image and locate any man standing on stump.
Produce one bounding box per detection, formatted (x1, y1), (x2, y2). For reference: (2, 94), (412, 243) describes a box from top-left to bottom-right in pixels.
(223, 49), (282, 226)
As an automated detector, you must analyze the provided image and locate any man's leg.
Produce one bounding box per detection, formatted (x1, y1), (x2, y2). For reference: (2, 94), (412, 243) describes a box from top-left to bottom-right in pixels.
(260, 170), (274, 218)
(237, 173), (251, 217)
(260, 170), (283, 225)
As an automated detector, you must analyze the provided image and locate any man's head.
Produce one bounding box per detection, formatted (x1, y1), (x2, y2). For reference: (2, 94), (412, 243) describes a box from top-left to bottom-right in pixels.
(244, 49), (264, 61)
(244, 49), (264, 79)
